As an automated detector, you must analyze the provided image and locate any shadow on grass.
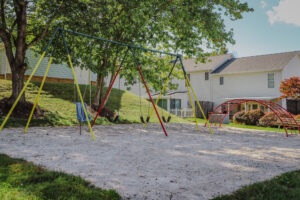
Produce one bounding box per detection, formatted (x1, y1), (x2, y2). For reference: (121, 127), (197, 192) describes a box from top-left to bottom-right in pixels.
(0, 112), (76, 128)
(0, 154), (120, 200)
(31, 81), (125, 116)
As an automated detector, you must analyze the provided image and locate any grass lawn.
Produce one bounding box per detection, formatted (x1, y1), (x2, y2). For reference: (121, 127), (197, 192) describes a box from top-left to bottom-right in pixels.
(0, 154), (120, 200)
(185, 117), (287, 133)
(0, 79), (291, 134)
(0, 79), (184, 128)
(211, 170), (300, 200)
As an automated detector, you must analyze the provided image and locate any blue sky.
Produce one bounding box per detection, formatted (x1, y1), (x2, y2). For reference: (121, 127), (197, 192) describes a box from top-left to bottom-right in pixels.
(225, 0), (300, 57)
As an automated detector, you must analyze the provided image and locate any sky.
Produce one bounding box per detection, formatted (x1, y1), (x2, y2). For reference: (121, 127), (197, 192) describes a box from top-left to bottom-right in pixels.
(224, 0), (300, 58)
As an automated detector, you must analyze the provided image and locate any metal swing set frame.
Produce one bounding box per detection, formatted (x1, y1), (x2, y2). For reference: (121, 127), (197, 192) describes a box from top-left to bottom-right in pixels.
(0, 27), (213, 140)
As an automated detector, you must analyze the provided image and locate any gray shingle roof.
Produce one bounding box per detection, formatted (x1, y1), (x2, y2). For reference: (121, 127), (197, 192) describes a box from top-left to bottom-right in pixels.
(183, 54), (233, 72)
(215, 51), (300, 74)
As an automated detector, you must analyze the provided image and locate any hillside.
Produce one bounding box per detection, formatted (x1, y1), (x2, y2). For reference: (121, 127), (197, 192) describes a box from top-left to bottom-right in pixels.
(0, 79), (185, 128)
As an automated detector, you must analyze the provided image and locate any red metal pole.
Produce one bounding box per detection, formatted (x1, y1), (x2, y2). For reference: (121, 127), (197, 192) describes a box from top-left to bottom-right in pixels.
(136, 65), (168, 137)
(91, 66), (122, 127)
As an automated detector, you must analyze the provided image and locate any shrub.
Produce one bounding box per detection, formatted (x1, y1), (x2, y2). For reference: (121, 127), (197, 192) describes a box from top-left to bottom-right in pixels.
(242, 109), (265, 125)
(295, 114), (300, 119)
(259, 112), (279, 127)
(100, 107), (116, 122)
(233, 109), (265, 125)
(233, 111), (246, 124)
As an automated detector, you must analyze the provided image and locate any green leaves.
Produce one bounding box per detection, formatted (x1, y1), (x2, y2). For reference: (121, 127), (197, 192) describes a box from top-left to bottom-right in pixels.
(30, 0), (253, 94)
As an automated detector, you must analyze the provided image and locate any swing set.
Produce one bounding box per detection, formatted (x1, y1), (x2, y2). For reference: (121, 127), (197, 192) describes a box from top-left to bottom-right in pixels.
(0, 28), (213, 140)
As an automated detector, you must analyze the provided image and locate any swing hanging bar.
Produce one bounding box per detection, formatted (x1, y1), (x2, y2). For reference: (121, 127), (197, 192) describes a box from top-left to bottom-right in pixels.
(129, 47), (168, 136)
(24, 33), (60, 133)
(58, 28), (180, 57)
(144, 56), (179, 128)
(62, 30), (96, 140)
(179, 57), (214, 135)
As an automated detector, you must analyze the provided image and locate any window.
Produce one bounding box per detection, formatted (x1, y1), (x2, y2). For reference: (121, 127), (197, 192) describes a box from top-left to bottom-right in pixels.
(170, 99), (181, 109)
(220, 76), (224, 85)
(268, 72), (274, 88)
(187, 100), (192, 108)
(205, 72), (209, 80)
(252, 104), (258, 110)
(154, 99), (167, 110)
(185, 73), (191, 87)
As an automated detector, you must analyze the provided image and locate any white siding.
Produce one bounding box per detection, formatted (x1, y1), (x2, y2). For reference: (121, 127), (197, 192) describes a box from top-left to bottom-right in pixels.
(212, 71), (282, 106)
(189, 71), (212, 102)
(25, 50), (73, 80)
(0, 49), (7, 74)
(0, 49), (97, 84)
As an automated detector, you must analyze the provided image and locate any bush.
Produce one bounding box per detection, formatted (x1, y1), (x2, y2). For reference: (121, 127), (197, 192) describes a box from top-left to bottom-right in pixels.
(233, 109), (265, 125)
(242, 109), (265, 125)
(233, 111), (246, 124)
(295, 114), (300, 119)
(100, 107), (116, 122)
(259, 112), (279, 127)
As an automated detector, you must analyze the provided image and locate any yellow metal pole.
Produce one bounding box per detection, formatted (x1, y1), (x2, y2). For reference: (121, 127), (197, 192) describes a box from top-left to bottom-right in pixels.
(67, 55), (95, 141)
(186, 76), (214, 135)
(24, 57), (53, 133)
(144, 77), (170, 128)
(185, 78), (199, 131)
(0, 52), (46, 131)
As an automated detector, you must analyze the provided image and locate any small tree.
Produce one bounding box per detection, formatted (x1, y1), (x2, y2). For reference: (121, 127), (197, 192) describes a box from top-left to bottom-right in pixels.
(279, 77), (300, 100)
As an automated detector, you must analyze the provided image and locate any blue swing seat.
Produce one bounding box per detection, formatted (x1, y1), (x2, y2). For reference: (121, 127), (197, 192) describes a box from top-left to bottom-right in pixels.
(75, 102), (91, 122)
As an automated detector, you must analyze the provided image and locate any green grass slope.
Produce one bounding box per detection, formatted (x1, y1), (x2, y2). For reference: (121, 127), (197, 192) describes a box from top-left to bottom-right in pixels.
(0, 154), (120, 200)
(211, 170), (300, 200)
(0, 79), (184, 128)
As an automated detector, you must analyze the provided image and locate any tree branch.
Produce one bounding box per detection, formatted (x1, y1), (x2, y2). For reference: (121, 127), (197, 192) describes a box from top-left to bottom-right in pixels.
(0, 31), (15, 67)
(0, 0), (7, 31)
(26, 1), (66, 49)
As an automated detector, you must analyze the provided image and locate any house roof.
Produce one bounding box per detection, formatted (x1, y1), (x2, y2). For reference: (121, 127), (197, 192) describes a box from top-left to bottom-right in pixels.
(183, 54), (233, 72)
(214, 51), (300, 75)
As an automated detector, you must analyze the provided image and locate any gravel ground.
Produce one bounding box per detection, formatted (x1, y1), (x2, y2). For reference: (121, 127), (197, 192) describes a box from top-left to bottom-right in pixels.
(0, 123), (299, 200)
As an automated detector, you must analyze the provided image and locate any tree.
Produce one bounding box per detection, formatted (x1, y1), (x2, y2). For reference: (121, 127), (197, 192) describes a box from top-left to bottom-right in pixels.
(280, 77), (300, 100)
(0, 0), (87, 105)
(35, 0), (253, 109)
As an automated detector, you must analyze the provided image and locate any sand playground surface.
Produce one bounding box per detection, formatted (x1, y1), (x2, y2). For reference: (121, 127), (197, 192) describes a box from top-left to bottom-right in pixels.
(0, 123), (299, 200)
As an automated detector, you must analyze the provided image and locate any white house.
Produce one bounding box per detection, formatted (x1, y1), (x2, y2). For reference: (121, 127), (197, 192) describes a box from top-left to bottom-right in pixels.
(120, 51), (300, 116)
(210, 51), (300, 109)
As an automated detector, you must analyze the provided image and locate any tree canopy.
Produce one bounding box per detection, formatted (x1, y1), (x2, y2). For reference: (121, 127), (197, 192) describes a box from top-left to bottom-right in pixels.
(0, 0), (253, 107)
(34, 0), (253, 106)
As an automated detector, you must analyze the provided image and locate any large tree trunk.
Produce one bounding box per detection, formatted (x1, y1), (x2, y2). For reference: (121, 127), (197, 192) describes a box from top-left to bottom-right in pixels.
(9, 63), (27, 104)
(93, 74), (105, 109)
(92, 55), (120, 111)
(3, 0), (28, 104)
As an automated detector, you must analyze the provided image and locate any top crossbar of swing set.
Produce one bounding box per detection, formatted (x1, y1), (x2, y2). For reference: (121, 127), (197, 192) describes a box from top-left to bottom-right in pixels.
(50, 28), (181, 57)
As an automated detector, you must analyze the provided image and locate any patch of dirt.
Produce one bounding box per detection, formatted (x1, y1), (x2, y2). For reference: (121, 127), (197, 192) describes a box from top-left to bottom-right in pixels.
(0, 97), (44, 119)
(0, 124), (299, 200)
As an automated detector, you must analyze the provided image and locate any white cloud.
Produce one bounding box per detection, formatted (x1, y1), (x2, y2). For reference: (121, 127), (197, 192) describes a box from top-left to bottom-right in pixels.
(267, 0), (300, 27)
(261, 0), (267, 8)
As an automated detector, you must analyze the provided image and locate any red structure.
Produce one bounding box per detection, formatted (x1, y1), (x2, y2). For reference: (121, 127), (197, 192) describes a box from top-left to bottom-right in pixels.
(206, 99), (299, 137)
